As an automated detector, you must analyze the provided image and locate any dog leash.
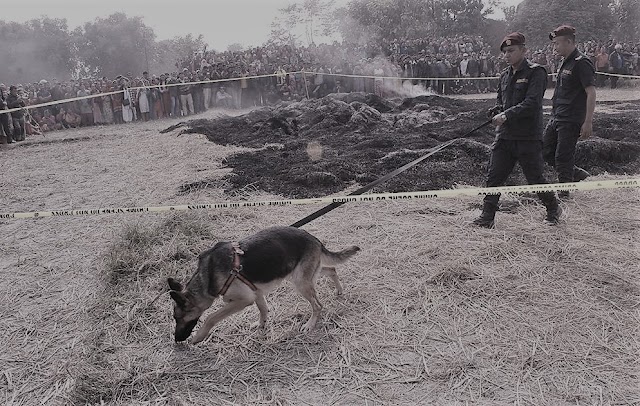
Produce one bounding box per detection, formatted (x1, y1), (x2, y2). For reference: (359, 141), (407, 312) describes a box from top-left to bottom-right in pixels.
(290, 119), (492, 228)
(218, 242), (258, 296)
(160, 119), (492, 302)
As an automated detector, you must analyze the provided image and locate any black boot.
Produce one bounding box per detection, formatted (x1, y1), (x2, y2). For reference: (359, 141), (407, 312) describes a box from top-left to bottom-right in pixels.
(573, 166), (590, 182)
(544, 202), (563, 225)
(472, 203), (497, 228)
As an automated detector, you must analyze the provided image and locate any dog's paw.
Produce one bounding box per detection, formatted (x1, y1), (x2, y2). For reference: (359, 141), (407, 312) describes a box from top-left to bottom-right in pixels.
(190, 333), (207, 345)
(300, 320), (317, 333)
(250, 321), (267, 330)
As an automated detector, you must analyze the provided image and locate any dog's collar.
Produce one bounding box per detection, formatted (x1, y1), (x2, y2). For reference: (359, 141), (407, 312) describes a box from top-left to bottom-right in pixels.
(218, 242), (257, 296)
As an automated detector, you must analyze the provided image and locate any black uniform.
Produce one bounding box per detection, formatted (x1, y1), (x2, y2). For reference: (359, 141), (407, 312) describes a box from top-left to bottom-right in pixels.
(482, 58), (557, 212)
(543, 48), (595, 183)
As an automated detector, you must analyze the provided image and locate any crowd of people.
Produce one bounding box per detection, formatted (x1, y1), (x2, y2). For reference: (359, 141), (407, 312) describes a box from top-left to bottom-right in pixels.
(1, 37), (638, 142)
(529, 39), (639, 89)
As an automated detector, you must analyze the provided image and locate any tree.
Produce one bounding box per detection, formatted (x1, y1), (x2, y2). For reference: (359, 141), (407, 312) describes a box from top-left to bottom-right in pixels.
(508, 0), (616, 46)
(269, 7), (300, 46)
(611, 0), (640, 42)
(501, 5), (517, 26)
(0, 17), (75, 83)
(72, 13), (156, 78)
(227, 43), (244, 53)
(153, 34), (207, 73)
(334, 0), (494, 46)
(269, 0), (336, 46)
(439, 0), (494, 36)
(482, 18), (509, 49)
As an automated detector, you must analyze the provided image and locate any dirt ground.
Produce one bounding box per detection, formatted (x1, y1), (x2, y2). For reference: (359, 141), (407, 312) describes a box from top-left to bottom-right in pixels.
(0, 89), (639, 406)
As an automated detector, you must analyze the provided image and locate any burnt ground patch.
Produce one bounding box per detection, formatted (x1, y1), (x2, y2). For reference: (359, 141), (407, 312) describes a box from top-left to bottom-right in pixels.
(167, 94), (640, 198)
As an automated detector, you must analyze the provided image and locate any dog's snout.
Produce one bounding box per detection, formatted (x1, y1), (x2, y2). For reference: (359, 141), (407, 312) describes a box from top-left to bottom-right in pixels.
(174, 319), (199, 342)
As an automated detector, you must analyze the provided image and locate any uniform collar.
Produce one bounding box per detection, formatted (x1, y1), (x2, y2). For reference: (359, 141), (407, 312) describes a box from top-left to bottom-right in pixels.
(509, 58), (528, 74)
(567, 48), (579, 60)
(560, 48), (579, 70)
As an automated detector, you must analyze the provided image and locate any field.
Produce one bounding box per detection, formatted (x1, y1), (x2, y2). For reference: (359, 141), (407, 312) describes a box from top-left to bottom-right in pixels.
(1, 88), (639, 406)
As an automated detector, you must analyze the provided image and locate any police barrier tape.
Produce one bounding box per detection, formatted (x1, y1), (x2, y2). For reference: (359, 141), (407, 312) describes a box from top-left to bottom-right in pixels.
(1, 179), (637, 220)
(2, 71), (310, 115)
(1, 71), (304, 116)
(4, 70), (638, 116)
(594, 71), (640, 79)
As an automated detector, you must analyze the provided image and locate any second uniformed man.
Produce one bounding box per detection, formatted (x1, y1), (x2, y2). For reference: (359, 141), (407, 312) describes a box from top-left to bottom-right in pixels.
(544, 25), (595, 197)
(473, 32), (561, 228)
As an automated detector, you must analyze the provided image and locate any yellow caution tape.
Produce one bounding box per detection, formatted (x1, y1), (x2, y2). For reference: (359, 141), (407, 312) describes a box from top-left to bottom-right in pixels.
(1, 179), (637, 220)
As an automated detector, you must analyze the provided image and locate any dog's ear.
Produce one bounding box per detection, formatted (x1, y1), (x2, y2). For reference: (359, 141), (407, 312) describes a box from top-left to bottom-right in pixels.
(169, 290), (187, 306)
(167, 277), (183, 292)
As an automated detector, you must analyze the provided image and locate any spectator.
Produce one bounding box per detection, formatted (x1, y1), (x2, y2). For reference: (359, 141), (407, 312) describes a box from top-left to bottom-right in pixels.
(595, 47), (609, 87)
(179, 71), (194, 116)
(6, 85), (26, 141)
(609, 44), (625, 89)
(137, 77), (151, 121)
(459, 53), (470, 77)
(216, 85), (233, 108)
(202, 68), (212, 111)
(91, 83), (104, 125)
(101, 82), (114, 125)
(122, 79), (135, 123)
(77, 83), (93, 127)
(50, 79), (65, 116)
(1, 83), (12, 144)
(159, 74), (172, 117)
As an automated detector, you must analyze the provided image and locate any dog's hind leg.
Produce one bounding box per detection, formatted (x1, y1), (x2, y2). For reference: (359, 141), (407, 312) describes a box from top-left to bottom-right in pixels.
(296, 281), (323, 333)
(321, 267), (343, 296)
(254, 293), (269, 329)
(191, 298), (253, 344)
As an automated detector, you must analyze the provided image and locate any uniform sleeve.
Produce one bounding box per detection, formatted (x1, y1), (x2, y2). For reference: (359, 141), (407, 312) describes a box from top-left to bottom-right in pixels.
(495, 73), (504, 111)
(577, 58), (596, 88)
(503, 67), (547, 120)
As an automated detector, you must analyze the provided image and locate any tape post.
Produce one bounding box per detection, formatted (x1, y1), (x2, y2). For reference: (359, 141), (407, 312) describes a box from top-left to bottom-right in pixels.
(1, 179), (637, 220)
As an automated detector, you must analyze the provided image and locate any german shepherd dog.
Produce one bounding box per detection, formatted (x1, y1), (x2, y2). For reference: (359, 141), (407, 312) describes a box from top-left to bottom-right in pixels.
(168, 226), (360, 344)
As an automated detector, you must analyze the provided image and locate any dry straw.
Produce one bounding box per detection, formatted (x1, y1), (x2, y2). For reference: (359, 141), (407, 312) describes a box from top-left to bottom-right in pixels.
(1, 104), (639, 405)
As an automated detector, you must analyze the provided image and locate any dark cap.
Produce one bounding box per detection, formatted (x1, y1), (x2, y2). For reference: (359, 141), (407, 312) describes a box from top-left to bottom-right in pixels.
(549, 25), (576, 40)
(500, 32), (526, 51)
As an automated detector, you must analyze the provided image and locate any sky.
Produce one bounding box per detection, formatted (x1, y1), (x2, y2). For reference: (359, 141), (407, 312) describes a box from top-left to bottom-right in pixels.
(3, 0), (521, 51)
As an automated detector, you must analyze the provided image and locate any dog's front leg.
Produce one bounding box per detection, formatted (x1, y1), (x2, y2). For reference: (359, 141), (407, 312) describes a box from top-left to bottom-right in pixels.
(254, 294), (269, 329)
(191, 299), (252, 344)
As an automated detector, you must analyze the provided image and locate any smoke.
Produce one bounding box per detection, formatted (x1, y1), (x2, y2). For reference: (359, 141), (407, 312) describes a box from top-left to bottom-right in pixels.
(0, 39), (71, 84)
(354, 55), (434, 99)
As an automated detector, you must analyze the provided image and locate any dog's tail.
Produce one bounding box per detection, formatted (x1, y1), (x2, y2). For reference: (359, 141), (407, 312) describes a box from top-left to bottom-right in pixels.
(321, 245), (361, 266)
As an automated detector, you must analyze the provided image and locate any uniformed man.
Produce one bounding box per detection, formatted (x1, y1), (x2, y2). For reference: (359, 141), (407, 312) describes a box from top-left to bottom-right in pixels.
(473, 32), (561, 228)
(543, 25), (595, 197)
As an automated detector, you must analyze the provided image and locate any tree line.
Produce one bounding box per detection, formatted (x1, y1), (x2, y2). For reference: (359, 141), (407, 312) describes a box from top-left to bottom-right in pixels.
(1, 0), (637, 83)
